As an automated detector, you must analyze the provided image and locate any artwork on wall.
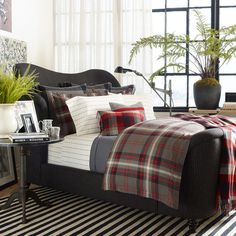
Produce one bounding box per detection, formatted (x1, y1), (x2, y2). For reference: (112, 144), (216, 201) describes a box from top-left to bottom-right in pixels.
(0, 0), (12, 32)
(0, 147), (17, 190)
(0, 36), (27, 72)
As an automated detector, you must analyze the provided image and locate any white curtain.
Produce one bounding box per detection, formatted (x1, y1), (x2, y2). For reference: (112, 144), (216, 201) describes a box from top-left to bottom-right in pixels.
(54, 0), (153, 93)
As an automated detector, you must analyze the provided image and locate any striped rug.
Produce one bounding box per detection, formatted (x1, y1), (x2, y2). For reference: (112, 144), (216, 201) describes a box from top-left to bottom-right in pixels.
(0, 187), (236, 236)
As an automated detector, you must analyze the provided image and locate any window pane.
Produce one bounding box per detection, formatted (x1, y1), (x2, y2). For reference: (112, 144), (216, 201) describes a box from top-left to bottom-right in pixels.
(167, 0), (187, 8)
(219, 76), (236, 106)
(169, 76), (187, 106)
(220, 8), (236, 26)
(220, 0), (236, 6)
(220, 57), (236, 73)
(219, 8), (236, 73)
(152, 13), (165, 36)
(152, 0), (165, 9)
(189, 9), (211, 38)
(167, 12), (186, 35)
(189, 0), (211, 7)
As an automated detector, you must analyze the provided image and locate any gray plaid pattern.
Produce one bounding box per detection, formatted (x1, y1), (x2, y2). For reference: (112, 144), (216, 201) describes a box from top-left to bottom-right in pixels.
(103, 117), (205, 209)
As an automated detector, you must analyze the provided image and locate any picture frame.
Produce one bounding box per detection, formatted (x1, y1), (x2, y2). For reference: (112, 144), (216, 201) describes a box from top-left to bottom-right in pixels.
(21, 113), (37, 133)
(14, 100), (40, 133)
(0, 147), (17, 191)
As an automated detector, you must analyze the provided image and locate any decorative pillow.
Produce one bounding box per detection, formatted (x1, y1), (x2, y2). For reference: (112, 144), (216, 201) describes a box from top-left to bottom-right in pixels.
(66, 93), (155, 136)
(46, 90), (85, 136)
(66, 94), (124, 135)
(110, 84), (135, 94)
(76, 82), (112, 92)
(110, 101), (143, 111)
(109, 101), (146, 120)
(86, 82), (112, 91)
(85, 88), (109, 96)
(119, 94), (156, 120)
(98, 110), (144, 136)
(38, 84), (85, 118)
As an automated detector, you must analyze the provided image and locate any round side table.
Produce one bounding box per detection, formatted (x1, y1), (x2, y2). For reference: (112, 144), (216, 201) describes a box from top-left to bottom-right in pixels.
(0, 137), (63, 223)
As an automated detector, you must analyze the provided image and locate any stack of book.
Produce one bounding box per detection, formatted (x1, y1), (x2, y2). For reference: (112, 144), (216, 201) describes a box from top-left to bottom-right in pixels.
(220, 102), (236, 115)
(8, 132), (49, 143)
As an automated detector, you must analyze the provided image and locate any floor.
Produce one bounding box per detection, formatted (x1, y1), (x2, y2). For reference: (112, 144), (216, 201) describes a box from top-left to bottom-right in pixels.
(0, 183), (38, 198)
(0, 183), (18, 198)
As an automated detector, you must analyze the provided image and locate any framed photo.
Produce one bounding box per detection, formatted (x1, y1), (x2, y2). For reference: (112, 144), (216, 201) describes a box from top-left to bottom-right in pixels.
(0, 147), (17, 191)
(14, 101), (40, 133)
(21, 113), (37, 133)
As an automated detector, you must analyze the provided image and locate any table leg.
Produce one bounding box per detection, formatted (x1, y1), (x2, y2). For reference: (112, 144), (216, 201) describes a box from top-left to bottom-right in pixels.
(0, 146), (50, 223)
(20, 146), (28, 224)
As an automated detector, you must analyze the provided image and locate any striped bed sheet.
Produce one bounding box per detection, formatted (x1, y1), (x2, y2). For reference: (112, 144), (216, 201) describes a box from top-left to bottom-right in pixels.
(48, 133), (99, 170)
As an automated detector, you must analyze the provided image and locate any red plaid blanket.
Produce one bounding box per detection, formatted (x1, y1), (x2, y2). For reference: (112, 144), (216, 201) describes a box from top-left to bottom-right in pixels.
(103, 117), (205, 209)
(173, 113), (236, 212)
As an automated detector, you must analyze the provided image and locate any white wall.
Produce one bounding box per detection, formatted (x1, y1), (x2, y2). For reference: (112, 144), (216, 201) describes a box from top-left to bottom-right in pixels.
(0, 0), (54, 70)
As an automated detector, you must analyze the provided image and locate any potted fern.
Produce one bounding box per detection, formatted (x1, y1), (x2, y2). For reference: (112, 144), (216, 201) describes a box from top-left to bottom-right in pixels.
(129, 10), (236, 109)
(0, 66), (38, 137)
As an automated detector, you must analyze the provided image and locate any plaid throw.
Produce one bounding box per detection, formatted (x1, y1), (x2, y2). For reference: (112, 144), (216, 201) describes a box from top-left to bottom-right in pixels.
(103, 117), (205, 209)
(173, 113), (236, 212)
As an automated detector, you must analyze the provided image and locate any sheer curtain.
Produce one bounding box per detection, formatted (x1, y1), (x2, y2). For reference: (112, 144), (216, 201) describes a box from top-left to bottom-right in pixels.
(54, 0), (153, 92)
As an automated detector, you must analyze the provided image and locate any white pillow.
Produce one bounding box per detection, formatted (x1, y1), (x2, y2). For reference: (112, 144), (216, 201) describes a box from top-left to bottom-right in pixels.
(66, 93), (155, 136)
(66, 94), (123, 135)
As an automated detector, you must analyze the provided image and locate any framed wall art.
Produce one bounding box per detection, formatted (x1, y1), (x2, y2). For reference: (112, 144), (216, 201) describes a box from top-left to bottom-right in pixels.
(0, 0), (12, 32)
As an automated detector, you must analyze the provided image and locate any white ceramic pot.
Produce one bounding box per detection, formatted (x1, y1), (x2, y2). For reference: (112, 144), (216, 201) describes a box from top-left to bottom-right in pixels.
(0, 104), (18, 138)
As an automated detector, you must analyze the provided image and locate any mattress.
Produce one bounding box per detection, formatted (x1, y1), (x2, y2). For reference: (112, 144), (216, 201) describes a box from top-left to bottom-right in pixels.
(48, 133), (100, 170)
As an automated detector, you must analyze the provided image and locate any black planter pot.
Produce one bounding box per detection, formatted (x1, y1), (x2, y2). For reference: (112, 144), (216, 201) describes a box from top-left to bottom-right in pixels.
(193, 83), (221, 109)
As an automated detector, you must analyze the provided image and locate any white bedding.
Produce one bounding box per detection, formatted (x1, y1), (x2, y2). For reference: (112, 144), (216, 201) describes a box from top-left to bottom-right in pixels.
(48, 133), (99, 170)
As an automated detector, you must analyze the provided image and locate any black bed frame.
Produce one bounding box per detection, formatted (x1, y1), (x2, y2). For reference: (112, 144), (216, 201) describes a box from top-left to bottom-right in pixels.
(15, 63), (224, 232)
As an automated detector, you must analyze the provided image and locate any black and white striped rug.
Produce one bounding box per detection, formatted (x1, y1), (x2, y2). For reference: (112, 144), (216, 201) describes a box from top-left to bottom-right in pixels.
(0, 187), (236, 236)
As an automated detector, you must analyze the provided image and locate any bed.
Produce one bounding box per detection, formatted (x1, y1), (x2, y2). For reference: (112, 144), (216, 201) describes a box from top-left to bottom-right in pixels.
(14, 63), (224, 232)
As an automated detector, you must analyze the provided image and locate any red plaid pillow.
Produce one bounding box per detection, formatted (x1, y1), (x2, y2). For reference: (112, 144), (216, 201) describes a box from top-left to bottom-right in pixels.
(98, 110), (145, 136)
(109, 102), (146, 120)
(47, 91), (84, 136)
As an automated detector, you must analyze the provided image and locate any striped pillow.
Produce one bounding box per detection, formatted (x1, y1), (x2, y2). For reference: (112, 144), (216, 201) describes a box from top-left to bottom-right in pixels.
(98, 110), (144, 136)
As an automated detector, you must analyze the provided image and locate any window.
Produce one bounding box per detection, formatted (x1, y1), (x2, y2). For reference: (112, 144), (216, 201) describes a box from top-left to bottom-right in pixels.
(152, 0), (236, 109)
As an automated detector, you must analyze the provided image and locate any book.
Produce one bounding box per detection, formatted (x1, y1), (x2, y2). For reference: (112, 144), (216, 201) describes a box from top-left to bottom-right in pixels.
(189, 108), (220, 115)
(222, 102), (236, 110)
(9, 137), (50, 143)
(8, 132), (49, 143)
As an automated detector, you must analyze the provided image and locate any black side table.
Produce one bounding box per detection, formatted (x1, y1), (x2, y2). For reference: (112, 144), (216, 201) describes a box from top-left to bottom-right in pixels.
(0, 138), (63, 223)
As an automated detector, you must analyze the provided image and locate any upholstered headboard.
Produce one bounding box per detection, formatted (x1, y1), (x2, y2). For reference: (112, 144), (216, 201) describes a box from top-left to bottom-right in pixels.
(14, 63), (121, 121)
(14, 63), (120, 87)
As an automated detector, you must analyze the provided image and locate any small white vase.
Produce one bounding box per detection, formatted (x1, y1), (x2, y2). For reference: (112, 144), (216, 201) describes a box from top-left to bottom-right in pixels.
(0, 104), (18, 138)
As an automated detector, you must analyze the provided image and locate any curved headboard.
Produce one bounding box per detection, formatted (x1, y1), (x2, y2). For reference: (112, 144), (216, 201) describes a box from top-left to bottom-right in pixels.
(14, 63), (121, 122)
(14, 63), (120, 87)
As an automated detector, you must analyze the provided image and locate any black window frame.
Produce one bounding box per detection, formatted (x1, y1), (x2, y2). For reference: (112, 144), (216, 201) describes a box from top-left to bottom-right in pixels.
(152, 0), (236, 112)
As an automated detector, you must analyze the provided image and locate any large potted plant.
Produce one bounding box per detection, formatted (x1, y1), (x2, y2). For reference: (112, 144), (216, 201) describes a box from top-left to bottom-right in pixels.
(129, 10), (236, 109)
(0, 66), (38, 137)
